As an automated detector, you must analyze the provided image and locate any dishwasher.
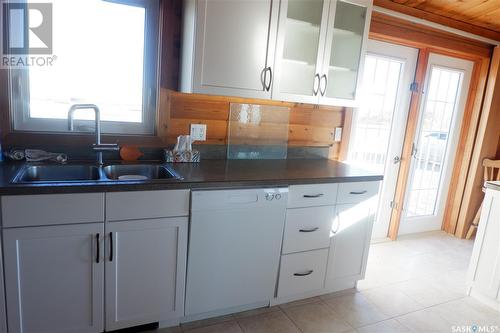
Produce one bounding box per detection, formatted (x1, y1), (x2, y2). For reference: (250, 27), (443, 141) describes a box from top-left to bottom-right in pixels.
(185, 188), (288, 317)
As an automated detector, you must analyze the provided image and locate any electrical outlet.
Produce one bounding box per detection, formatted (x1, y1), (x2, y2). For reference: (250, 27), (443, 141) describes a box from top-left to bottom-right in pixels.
(190, 124), (207, 141)
(334, 127), (342, 142)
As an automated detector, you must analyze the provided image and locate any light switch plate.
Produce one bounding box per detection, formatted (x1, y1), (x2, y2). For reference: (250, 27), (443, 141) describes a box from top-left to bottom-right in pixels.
(190, 124), (207, 141)
(334, 127), (342, 142)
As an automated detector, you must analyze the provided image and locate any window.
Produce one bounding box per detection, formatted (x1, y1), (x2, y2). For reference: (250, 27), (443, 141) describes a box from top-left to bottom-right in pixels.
(8, 0), (159, 135)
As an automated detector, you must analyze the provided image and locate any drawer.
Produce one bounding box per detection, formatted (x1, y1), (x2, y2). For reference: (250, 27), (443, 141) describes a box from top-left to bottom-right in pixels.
(282, 206), (334, 254)
(337, 181), (380, 204)
(106, 190), (190, 221)
(1, 193), (104, 228)
(277, 249), (328, 298)
(288, 184), (338, 208)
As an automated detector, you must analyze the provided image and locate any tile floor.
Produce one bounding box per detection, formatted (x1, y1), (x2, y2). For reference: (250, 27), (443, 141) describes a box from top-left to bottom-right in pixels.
(145, 231), (500, 333)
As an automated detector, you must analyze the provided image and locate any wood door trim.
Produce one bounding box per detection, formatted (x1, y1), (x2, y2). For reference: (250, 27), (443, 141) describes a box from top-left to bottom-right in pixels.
(387, 49), (429, 240)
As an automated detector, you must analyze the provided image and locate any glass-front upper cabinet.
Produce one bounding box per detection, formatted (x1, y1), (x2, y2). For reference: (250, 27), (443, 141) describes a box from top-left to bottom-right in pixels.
(272, 0), (330, 104)
(320, 0), (372, 106)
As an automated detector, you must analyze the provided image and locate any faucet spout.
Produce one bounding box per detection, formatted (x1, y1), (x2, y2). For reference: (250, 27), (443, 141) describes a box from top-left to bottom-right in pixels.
(67, 104), (119, 165)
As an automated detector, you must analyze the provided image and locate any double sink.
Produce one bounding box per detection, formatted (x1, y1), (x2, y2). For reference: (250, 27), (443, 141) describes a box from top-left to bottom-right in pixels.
(12, 164), (183, 184)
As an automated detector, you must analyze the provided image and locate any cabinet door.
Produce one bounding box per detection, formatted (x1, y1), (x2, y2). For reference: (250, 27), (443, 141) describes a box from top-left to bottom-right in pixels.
(105, 217), (188, 331)
(325, 203), (374, 287)
(0, 241), (7, 333)
(4, 223), (104, 333)
(272, 0), (330, 104)
(320, 0), (372, 106)
(193, 0), (278, 99)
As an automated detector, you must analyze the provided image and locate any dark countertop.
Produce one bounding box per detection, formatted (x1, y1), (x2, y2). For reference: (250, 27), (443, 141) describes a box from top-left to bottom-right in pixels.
(0, 159), (383, 195)
(485, 181), (500, 192)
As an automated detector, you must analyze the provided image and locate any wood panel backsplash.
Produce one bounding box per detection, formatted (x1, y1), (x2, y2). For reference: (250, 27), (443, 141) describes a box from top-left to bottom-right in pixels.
(159, 89), (351, 160)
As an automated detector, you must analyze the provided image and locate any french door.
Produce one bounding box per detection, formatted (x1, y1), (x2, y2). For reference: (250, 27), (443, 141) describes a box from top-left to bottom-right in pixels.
(347, 40), (418, 239)
(399, 54), (473, 235)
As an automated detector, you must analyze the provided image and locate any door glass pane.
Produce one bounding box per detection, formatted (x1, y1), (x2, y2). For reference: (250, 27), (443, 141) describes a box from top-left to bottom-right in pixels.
(348, 55), (403, 174)
(325, 1), (366, 100)
(406, 66), (462, 217)
(280, 0), (323, 95)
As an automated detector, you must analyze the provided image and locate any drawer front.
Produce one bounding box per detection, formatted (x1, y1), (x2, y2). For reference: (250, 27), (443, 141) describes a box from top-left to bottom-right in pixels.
(106, 190), (190, 221)
(277, 249), (328, 298)
(337, 181), (380, 204)
(282, 206), (334, 254)
(1, 193), (104, 228)
(288, 184), (338, 208)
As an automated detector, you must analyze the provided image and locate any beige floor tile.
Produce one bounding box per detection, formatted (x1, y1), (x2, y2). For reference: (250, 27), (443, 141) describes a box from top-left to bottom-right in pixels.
(432, 298), (500, 327)
(181, 314), (234, 331)
(283, 301), (354, 333)
(361, 286), (422, 317)
(183, 321), (243, 333)
(278, 296), (322, 309)
(231, 306), (281, 319)
(236, 311), (300, 333)
(357, 319), (412, 333)
(396, 308), (453, 333)
(394, 279), (464, 307)
(322, 292), (390, 328)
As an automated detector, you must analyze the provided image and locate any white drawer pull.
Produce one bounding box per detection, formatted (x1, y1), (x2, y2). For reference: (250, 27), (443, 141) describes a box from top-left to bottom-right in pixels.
(294, 270), (314, 277)
(349, 190), (367, 195)
(303, 194), (324, 198)
(299, 227), (319, 233)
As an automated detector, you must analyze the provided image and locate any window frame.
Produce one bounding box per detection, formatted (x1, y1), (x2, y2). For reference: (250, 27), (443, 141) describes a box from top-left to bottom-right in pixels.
(9, 0), (160, 135)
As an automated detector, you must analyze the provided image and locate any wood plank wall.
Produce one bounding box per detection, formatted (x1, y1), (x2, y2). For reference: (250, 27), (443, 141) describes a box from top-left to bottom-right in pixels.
(159, 89), (348, 160)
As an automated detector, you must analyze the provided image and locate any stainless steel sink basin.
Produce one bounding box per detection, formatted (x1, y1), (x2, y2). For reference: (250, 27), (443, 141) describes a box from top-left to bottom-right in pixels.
(13, 165), (100, 183)
(102, 164), (179, 180)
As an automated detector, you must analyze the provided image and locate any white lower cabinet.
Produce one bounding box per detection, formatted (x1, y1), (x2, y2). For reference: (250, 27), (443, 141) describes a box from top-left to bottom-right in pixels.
(325, 203), (373, 287)
(277, 249), (328, 297)
(3, 223), (105, 333)
(105, 217), (187, 331)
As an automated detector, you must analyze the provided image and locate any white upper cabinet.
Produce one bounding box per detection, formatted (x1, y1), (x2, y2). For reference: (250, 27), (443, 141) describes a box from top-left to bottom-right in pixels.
(319, 0), (372, 106)
(181, 0), (372, 107)
(181, 0), (278, 99)
(272, 0), (330, 104)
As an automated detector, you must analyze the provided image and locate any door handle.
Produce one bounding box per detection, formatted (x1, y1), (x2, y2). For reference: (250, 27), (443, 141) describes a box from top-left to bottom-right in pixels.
(109, 232), (113, 262)
(299, 227), (319, 233)
(313, 74), (320, 96)
(294, 270), (314, 277)
(411, 143), (418, 159)
(265, 67), (272, 91)
(320, 74), (327, 96)
(95, 233), (100, 264)
(394, 156), (401, 164)
(303, 194), (324, 198)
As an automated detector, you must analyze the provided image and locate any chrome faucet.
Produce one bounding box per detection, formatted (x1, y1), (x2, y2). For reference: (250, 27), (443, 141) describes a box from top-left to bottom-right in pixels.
(68, 104), (120, 165)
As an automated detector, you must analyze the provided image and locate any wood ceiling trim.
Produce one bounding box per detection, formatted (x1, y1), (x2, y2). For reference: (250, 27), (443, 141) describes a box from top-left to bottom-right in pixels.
(373, 0), (500, 42)
(370, 12), (493, 60)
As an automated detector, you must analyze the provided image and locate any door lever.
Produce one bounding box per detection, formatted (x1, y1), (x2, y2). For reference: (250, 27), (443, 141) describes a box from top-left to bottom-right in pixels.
(411, 143), (418, 158)
(394, 156), (401, 164)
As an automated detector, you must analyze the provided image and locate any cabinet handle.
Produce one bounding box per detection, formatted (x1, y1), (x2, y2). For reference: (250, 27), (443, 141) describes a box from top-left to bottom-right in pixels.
(261, 67), (267, 91)
(320, 74), (327, 96)
(313, 74), (320, 95)
(303, 194), (324, 198)
(294, 270), (314, 277)
(95, 233), (100, 264)
(109, 232), (113, 262)
(350, 190), (367, 195)
(265, 67), (272, 91)
(299, 227), (319, 233)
